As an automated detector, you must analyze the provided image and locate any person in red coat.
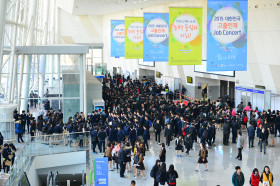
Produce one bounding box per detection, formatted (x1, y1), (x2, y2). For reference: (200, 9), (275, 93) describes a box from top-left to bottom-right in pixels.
(250, 168), (260, 186)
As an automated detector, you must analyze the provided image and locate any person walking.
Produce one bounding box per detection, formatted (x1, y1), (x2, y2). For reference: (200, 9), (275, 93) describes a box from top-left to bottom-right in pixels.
(143, 126), (150, 151)
(118, 145), (126, 178)
(164, 123), (172, 149)
(97, 127), (107, 154)
(91, 127), (98, 154)
(184, 132), (191, 155)
(249, 168), (260, 186)
(260, 166), (273, 186)
(195, 143), (208, 171)
(259, 127), (267, 154)
(232, 166), (245, 186)
(2, 144), (11, 173)
(248, 123), (255, 148)
(175, 135), (183, 157)
(223, 119), (230, 146)
(105, 143), (113, 171)
(166, 164), (178, 186)
(134, 151), (146, 179)
(154, 119), (162, 144)
(158, 162), (167, 186)
(159, 143), (166, 163)
(16, 121), (24, 143)
(150, 160), (161, 186)
(236, 132), (244, 161)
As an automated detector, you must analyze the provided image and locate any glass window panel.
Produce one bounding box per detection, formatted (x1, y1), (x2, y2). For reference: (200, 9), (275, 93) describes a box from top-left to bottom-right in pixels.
(92, 49), (102, 58)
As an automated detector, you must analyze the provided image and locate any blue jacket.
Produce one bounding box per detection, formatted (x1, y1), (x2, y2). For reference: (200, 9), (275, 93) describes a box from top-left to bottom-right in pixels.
(117, 130), (124, 142)
(91, 130), (98, 142)
(232, 171), (245, 186)
(129, 129), (137, 142)
(247, 126), (255, 137)
(16, 123), (23, 134)
(143, 129), (150, 140)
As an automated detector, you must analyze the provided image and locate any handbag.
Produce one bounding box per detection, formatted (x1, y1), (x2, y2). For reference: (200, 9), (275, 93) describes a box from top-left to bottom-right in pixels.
(263, 181), (270, 186)
(5, 160), (11, 166)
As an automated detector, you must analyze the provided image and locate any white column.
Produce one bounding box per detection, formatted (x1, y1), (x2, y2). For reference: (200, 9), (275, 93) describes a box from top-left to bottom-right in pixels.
(39, 0), (50, 99)
(80, 54), (84, 112)
(21, 0), (38, 112)
(50, 0), (56, 87)
(83, 54), (87, 115)
(0, 0), (8, 84)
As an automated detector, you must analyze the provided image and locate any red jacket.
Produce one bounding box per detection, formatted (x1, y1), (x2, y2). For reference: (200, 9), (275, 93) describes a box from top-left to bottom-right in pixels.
(250, 173), (260, 186)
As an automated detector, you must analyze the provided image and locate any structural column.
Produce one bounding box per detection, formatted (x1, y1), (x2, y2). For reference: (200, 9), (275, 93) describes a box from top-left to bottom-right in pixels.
(80, 54), (84, 113)
(0, 0), (8, 84)
(21, 0), (38, 112)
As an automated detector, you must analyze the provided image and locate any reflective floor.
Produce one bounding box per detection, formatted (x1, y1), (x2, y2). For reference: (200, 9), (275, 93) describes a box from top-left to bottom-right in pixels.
(93, 130), (280, 186)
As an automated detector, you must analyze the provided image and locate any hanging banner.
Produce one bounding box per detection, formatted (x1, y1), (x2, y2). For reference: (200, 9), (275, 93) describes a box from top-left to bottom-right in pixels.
(125, 17), (143, 59)
(207, 0), (248, 71)
(169, 7), (203, 65)
(95, 158), (108, 186)
(143, 13), (169, 62)
(111, 20), (125, 58)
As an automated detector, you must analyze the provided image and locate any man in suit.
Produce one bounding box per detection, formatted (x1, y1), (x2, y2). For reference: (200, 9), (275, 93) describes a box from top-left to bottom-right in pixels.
(118, 145), (126, 178)
(164, 123), (172, 149)
(247, 123), (255, 148)
(154, 119), (161, 144)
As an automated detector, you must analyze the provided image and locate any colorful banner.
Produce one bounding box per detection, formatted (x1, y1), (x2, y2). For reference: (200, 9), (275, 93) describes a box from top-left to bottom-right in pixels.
(169, 7), (203, 65)
(111, 20), (125, 58)
(207, 0), (248, 71)
(95, 158), (108, 186)
(143, 13), (169, 62)
(125, 17), (143, 59)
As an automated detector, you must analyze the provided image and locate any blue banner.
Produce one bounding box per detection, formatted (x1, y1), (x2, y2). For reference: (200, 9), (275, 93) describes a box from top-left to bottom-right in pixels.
(143, 13), (169, 62)
(111, 20), (125, 58)
(95, 158), (108, 186)
(207, 0), (248, 71)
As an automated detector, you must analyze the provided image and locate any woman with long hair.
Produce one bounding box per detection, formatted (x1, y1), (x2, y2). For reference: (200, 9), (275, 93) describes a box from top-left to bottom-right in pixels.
(158, 162), (167, 186)
(195, 143), (208, 171)
(166, 164), (178, 186)
(260, 166), (274, 186)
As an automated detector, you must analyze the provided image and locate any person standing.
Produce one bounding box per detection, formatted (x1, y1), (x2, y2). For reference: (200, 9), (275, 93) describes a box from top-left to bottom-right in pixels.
(134, 151), (146, 179)
(184, 133), (191, 155)
(232, 118), (239, 143)
(247, 123), (255, 148)
(143, 126), (150, 151)
(236, 132), (244, 161)
(150, 160), (161, 186)
(249, 168), (260, 186)
(91, 127), (98, 154)
(2, 144), (11, 173)
(158, 162), (167, 186)
(223, 120), (230, 146)
(164, 124), (172, 149)
(0, 132), (4, 146)
(154, 119), (162, 144)
(21, 110), (27, 133)
(195, 143), (208, 171)
(105, 143), (113, 171)
(16, 121), (24, 143)
(259, 127), (267, 154)
(175, 135), (183, 157)
(260, 166), (273, 186)
(118, 145), (126, 178)
(159, 143), (166, 163)
(97, 127), (107, 154)
(232, 166), (245, 186)
(166, 164), (178, 186)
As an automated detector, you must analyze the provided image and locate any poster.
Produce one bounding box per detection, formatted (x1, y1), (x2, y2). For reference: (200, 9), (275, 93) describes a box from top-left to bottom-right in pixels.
(143, 13), (169, 62)
(169, 7), (203, 65)
(95, 158), (108, 186)
(207, 0), (248, 71)
(111, 20), (125, 58)
(125, 17), (143, 59)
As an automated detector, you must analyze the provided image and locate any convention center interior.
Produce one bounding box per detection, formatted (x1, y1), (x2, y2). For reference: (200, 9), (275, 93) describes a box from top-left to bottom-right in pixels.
(0, 0), (280, 185)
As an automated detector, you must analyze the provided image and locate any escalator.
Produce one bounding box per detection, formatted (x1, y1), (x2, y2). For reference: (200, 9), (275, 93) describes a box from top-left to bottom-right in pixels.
(46, 171), (60, 186)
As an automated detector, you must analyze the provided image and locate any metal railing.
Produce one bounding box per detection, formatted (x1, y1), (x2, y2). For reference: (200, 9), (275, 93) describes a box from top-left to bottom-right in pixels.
(5, 131), (92, 186)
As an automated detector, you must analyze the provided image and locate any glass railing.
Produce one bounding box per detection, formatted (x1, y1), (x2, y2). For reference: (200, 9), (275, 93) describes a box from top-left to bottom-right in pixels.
(5, 132), (93, 186)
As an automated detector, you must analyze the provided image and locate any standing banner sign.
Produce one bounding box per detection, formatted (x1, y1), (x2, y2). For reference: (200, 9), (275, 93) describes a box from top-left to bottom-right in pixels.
(143, 13), (169, 62)
(125, 17), (143, 59)
(207, 0), (248, 71)
(111, 20), (125, 58)
(95, 158), (108, 186)
(169, 7), (203, 65)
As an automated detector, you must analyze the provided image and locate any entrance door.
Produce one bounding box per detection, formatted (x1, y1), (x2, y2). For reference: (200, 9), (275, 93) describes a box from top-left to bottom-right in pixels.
(202, 84), (208, 100)
(113, 67), (117, 75)
(229, 82), (235, 100)
(220, 80), (228, 98)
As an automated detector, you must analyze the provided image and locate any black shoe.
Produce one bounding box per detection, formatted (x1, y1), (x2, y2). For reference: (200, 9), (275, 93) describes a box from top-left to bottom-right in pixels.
(238, 159), (242, 161)
(251, 146), (254, 147)
(235, 157), (239, 159)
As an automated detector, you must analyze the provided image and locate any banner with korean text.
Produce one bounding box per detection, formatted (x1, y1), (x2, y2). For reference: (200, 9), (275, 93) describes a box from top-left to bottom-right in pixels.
(125, 17), (143, 59)
(169, 7), (203, 65)
(111, 20), (125, 58)
(207, 0), (248, 71)
(143, 13), (169, 62)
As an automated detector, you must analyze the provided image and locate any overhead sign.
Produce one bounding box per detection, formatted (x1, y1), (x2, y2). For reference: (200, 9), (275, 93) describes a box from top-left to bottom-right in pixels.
(143, 13), (169, 62)
(111, 20), (125, 58)
(207, 0), (248, 71)
(125, 17), (143, 59)
(169, 7), (203, 65)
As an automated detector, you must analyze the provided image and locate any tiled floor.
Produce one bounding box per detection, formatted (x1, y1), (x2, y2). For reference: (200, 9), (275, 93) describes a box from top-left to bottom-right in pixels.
(93, 130), (280, 186)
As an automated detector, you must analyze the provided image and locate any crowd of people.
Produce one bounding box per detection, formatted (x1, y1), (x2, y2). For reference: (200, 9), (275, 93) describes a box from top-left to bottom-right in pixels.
(4, 73), (278, 185)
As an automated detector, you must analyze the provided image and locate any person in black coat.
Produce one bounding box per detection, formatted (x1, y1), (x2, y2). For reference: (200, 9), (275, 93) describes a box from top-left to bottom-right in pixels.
(129, 126), (137, 149)
(158, 162), (167, 186)
(154, 119), (162, 144)
(0, 132), (4, 146)
(247, 123), (255, 148)
(207, 123), (214, 147)
(2, 144), (11, 173)
(231, 119), (239, 143)
(259, 127), (267, 154)
(164, 124), (172, 148)
(159, 143), (166, 163)
(184, 133), (191, 155)
(150, 160), (161, 186)
(91, 127), (98, 153)
(30, 118), (36, 142)
(223, 120), (230, 146)
(21, 110), (27, 133)
(143, 126), (150, 150)
(118, 145), (126, 178)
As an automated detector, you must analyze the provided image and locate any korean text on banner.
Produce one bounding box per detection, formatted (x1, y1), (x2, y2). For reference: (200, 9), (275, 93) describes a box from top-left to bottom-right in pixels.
(125, 17), (143, 59)
(143, 13), (169, 62)
(95, 158), (108, 186)
(111, 20), (125, 58)
(207, 0), (248, 71)
(169, 7), (203, 65)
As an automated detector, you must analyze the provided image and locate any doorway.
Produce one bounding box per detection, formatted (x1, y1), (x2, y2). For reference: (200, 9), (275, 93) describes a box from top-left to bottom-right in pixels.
(220, 80), (228, 98)
(113, 67), (117, 75)
(202, 84), (208, 99)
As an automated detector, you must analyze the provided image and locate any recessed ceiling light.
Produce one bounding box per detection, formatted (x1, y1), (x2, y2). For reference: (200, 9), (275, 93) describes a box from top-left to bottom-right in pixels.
(73, 180), (76, 182)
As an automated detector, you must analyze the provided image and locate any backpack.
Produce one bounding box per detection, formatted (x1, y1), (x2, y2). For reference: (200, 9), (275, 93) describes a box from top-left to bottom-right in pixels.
(150, 165), (156, 178)
(182, 126), (188, 136)
(169, 173), (176, 185)
(203, 130), (208, 139)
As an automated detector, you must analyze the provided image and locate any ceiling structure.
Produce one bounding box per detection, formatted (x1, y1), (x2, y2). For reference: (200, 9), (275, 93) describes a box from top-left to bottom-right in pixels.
(57, 0), (187, 15)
